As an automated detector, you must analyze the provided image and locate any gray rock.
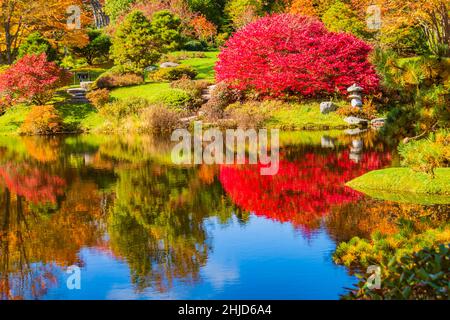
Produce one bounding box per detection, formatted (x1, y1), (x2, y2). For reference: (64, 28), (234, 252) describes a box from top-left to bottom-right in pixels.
(160, 62), (180, 68)
(344, 116), (369, 125)
(320, 101), (337, 114)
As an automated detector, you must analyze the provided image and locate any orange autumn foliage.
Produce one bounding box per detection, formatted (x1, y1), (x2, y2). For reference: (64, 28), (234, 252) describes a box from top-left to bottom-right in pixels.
(190, 15), (217, 43)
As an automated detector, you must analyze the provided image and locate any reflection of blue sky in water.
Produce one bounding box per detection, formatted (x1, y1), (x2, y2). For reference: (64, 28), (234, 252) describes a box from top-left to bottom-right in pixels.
(43, 216), (355, 300)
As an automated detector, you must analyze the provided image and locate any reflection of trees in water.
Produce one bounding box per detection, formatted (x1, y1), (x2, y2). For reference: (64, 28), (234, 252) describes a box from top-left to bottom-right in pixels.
(326, 199), (450, 243)
(0, 163), (66, 205)
(3, 133), (442, 299)
(0, 135), (250, 297)
(0, 179), (107, 299)
(107, 163), (241, 293)
(219, 149), (392, 235)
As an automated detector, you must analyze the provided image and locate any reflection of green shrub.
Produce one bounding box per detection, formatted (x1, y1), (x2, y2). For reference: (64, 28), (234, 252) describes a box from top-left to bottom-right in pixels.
(399, 130), (450, 177)
(343, 244), (449, 300)
(153, 65), (198, 81)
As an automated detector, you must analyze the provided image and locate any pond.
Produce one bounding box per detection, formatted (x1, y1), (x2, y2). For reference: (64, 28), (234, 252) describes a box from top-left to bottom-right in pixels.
(0, 131), (447, 300)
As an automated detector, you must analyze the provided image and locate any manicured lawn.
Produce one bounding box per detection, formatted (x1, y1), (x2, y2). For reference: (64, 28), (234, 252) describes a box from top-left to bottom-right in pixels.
(56, 102), (105, 131)
(0, 105), (30, 135)
(110, 82), (186, 103)
(266, 102), (350, 130)
(0, 102), (103, 135)
(180, 51), (219, 80)
(110, 51), (219, 103)
(347, 167), (450, 198)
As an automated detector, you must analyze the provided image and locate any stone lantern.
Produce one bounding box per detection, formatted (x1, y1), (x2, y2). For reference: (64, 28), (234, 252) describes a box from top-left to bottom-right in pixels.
(347, 84), (363, 109)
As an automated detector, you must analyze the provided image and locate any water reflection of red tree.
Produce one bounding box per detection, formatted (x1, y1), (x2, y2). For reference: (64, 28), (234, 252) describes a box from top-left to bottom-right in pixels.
(0, 163), (65, 204)
(219, 150), (391, 231)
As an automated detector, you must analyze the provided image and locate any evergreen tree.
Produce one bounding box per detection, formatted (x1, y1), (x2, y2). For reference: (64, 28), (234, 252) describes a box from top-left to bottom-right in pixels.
(110, 10), (161, 73)
(17, 32), (58, 62)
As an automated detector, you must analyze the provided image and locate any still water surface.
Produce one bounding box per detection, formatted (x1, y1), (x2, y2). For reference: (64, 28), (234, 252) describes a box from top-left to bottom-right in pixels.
(0, 132), (446, 299)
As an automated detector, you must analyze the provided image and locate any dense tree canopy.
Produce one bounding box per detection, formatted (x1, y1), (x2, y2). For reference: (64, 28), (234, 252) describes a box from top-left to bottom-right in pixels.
(110, 10), (161, 73)
(0, 0), (90, 64)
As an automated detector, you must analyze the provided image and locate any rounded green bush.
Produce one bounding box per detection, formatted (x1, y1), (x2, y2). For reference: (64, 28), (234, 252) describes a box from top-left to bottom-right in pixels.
(183, 40), (206, 51)
(160, 90), (194, 109)
(153, 65), (198, 81)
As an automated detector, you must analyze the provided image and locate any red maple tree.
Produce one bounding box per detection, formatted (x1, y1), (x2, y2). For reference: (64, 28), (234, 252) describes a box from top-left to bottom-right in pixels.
(0, 53), (71, 106)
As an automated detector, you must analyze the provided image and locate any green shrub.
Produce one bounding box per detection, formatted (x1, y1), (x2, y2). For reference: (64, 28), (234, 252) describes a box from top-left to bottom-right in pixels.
(399, 130), (450, 177)
(153, 65), (198, 81)
(380, 25), (430, 57)
(343, 244), (449, 300)
(139, 104), (182, 133)
(95, 71), (144, 89)
(215, 33), (230, 47)
(17, 32), (58, 61)
(322, 1), (372, 39)
(19, 105), (64, 135)
(99, 97), (150, 121)
(333, 223), (450, 270)
(184, 40), (206, 51)
(159, 90), (194, 109)
(110, 10), (161, 72)
(151, 10), (183, 53)
(86, 89), (111, 108)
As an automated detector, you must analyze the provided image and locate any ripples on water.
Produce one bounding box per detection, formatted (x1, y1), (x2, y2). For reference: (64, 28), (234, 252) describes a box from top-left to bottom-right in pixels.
(0, 132), (447, 300)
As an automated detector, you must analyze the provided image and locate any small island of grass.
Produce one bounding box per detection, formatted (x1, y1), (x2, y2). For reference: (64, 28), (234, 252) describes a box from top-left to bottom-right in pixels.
(347, 168), (450, 203)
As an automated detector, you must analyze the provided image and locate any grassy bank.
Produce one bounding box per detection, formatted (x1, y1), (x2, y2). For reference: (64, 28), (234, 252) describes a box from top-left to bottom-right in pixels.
(0, 102), (104, 135)
(347, 168), (450, 197)
(0, 50), (362, 134)
(265, 102), (350, 130)
(111, 51), (218, 101)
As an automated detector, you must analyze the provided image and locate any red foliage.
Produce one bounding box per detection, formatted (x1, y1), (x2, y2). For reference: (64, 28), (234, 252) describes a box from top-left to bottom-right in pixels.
(0, 163), (66, 205)
(219, 150), (391, 232)
(0, 54), (71, 106)
(215, 14), (380, 98)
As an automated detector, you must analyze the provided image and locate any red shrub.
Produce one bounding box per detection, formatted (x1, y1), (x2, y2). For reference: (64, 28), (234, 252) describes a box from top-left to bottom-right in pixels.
(0, 54), (71, 106)
(215, 14), (380, 98)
